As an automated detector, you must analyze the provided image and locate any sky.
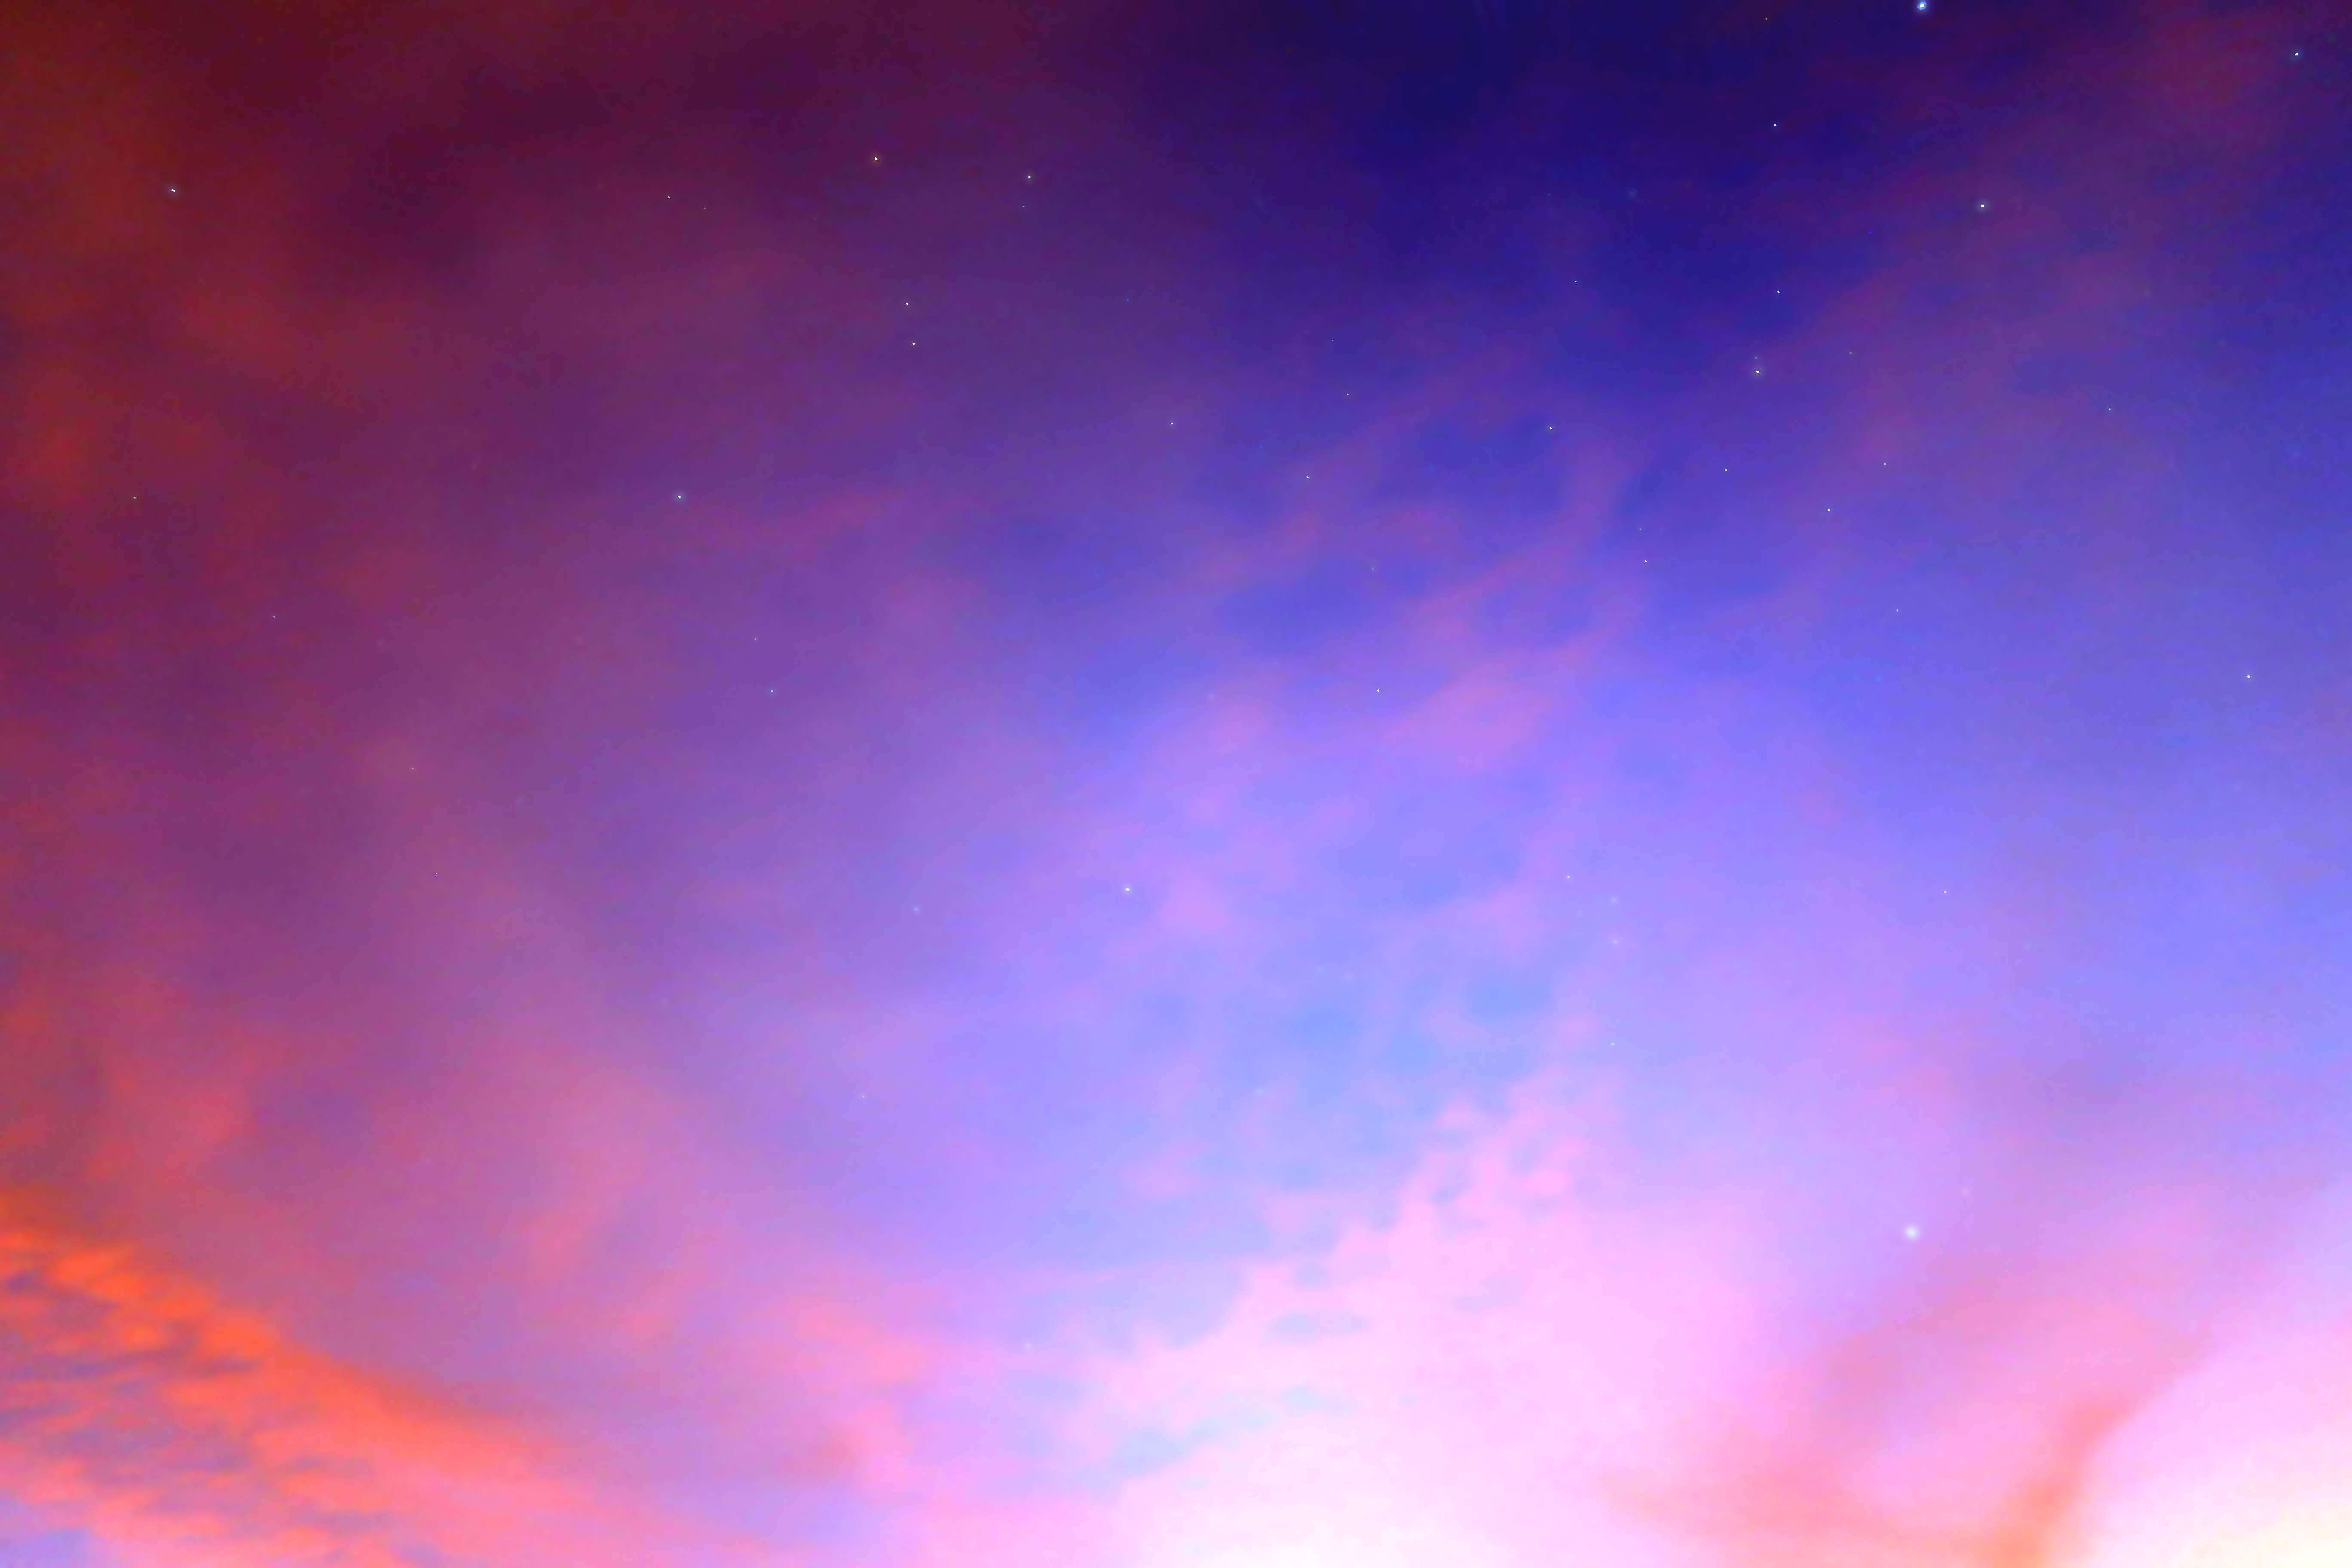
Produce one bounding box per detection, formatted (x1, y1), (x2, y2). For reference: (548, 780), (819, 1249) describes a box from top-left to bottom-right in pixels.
(3, 0), (2351, 1562)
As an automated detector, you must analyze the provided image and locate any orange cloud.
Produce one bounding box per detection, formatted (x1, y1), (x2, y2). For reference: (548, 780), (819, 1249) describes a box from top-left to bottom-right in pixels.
(0, 1191), (727, 1566)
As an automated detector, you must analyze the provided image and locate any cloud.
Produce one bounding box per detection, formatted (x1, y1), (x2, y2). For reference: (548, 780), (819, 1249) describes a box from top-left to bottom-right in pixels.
(1063, 1053), (2345, 1568)
(1063, 1065), (1758, 1567)
(0, 1192), (685, 1566)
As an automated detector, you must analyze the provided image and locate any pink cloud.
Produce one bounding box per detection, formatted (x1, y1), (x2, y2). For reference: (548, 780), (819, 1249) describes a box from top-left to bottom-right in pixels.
(1070, 1065), (1767, 1568)
(1037, 1054), (2352, 1568)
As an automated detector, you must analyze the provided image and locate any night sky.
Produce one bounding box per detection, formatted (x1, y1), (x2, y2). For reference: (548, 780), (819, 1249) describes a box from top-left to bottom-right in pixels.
(5, 0), (2352, 1563)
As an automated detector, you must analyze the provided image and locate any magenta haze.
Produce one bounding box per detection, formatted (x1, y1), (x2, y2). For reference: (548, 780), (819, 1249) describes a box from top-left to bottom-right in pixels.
(2, 0), (2350, 1563)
